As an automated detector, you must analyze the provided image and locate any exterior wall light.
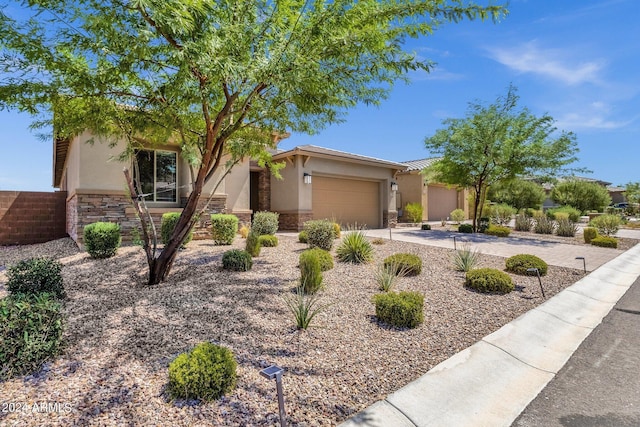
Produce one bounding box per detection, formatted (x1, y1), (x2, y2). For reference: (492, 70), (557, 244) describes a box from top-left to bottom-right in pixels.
(391, 181), (398, 192)
(259, 365), (287, 426)
(303, 173), (312, 184)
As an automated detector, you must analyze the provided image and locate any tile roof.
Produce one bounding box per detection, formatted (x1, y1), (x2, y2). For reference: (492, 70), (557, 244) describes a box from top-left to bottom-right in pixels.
(272, 145), (407, 169)
(400, 157), (441, 171)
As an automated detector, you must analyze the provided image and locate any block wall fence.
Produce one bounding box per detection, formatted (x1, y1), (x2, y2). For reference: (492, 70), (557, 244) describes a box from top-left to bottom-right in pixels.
(0, 191), (68, 246)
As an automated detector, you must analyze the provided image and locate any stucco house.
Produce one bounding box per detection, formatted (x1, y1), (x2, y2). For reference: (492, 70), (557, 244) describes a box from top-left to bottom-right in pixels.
(53, 133), (406, 245)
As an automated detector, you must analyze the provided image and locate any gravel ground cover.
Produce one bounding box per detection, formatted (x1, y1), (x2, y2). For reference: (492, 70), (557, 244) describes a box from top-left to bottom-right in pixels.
(0, 235), (596, 426)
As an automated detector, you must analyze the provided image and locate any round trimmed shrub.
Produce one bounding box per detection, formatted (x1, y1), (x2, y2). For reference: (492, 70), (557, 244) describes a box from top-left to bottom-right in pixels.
(167, 342), (237, 401)
(245, 231), (261, 257)
(251, 211), (279, 236)
(465, 268), (514, 294)
(458, 223), (473, 233)
(299, 249), (323, 293)
(222, 250), (253, 271)
(298, 230), (308, 243)
(383, 253), (422, 276)
(583, 227), (598, 244)
(505, 254), (548, 276)
(6, 258), (66, 299)
(257, 235), (279, 247)
(304, 219), (335, 251)
(485, 224), (511, 237)
(421, 223), (431, 230)
(84, 221), (121, 258)
(211, 214), (238, 245)
(301, 248), (334, 271)
(161, 213), (193, 247)
(336, 231), (374, 264)
(373, 291), (424, 328)
(591, 236), (618, 248)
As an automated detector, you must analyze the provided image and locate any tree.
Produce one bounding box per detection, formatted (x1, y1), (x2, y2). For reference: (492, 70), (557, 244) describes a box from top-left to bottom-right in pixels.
(625, 182), (640, 205)
(424, 86), (579, 231)
(487, 178), (546, 211)
(550, 180), (611, 213)
(0, 0), (505, 285)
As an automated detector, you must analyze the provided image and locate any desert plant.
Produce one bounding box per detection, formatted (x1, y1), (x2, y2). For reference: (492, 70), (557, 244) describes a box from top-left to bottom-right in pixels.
(485, 224), (511, 237)
(533, 216), (555, 234)
(221, 250), (253, 271)
(421, 223), (431, 230)
(546, 205), (581, 222)
(304, 219), (335, 251)
(374, 261), (411, 292)
(238, 225), (250, 239)
(458, 223), (474, 233)
(487, 178), (546, 211)
(257, 235), (279, 247)
(478, 217), (490, 233)
(332, 222), (341, 239)
(336, 230), (374, 264)
(383, 253), (422, 276)
(514, 213), (533, 232)
(373, 291), (424, 328)
(556, 218), (578, 237)
(0, 293), (64, 381)
(589, 214), (621, 236)
(465, 268), (514, 294)
(251, 211), (279, 236)
(371, 237), (386, 245)
(167, 342), (237, 401)
(505, 254), (548, 276)
(405, 202), (423, 223)
(298, 230), (308, 243)
(583, 227), (598, 244)
(451, 244), (481, 272)
(283, 286), (331, 330)
(299, 249), (323, 293)
(6, 258), (65, 299)
(300, 248), (334, 271)
(161, 213), (193, 247)
(551, 180), (612, 213)
(245, 231), (261, 257)
(210, 214), (238, 245)
(590, 236), (618, 248)
(84, 221), (121, 258)
(487, 203), (516, 226)
(450, 208), (465, 224)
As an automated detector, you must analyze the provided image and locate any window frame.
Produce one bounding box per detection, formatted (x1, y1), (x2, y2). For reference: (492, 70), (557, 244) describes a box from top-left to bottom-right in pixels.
(133, 148), (179, 205)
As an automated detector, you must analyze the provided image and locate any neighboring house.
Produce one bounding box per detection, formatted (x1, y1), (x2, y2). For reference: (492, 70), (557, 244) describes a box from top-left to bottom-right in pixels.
(395, 158), (468, 222)
(53, 134), (405, 245)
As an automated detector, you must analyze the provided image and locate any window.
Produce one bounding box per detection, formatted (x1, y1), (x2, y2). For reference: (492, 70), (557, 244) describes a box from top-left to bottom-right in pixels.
(134, 149), (178, 203)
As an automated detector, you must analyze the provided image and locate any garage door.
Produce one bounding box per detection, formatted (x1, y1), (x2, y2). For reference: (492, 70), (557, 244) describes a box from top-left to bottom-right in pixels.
(312, 176), (380, 228)
(428, 185), (459, 221)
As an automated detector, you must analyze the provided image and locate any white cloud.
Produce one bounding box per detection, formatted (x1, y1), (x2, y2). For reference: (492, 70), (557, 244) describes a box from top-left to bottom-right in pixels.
(487, 41), (605, 85)
(554, 110), (636, 131)
(410, 67), (465, 82)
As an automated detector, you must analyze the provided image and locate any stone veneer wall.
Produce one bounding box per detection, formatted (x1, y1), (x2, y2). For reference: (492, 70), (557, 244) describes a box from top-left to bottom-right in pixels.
(257, 169), (271, 212)
(383, 211), (398, 228)
(0, 191), (67, 245)
(278, 211), (313, 231)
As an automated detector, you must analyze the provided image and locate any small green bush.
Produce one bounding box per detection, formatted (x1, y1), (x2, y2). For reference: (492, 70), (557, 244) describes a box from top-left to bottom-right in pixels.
(505, 254), (548, 276)
(298, 230), (308, 243)
(221, 250), (253, 271)
(373, 291), (424, 328)
(333, 222), (341, 239)
(383, 253), (422, 276)
(546, 206), (581, 222)
(167, 342), (237, 401)
(0, 293), (64, 381)
(421, 223), (431, 230)
(405, 203), (423, 223)
(211, 214), (238, 245)
(583, 227), (598, 244)
(488, 203), (516, 226)
(245, 231), (261, 257)
(84, 221), (121, 258)
(251, 211), (279, 236)
(450, 208), (465, 224)
(6, 258), (65, 299)
(161, 213), (193, 247)
(300, 248), (334, 271)
(556, 218), (578, 237)
(299, 249), (323, 293)
(485, 224), (511, 237)
(514, 213), (532, 232)
(465, 268), (514, 294)
(257, 235), (279, 247)
(589, 214), (621, 236)
(591, 236), (618, 248)
(533, 216), (555, 234)
(458, 223), (474, 233)
(336, 230), (374, 264)
(304, 219), (335, 251)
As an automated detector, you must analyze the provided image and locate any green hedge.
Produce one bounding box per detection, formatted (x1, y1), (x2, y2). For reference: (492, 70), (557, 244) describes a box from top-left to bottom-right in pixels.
(6, 258), (66, 299)
(251, 211), (279, 236)
(221, 250), (253, 271)
(301, 248), (334, 271)
(505, 254), (548, 276)
(211, 214), (238, 245)
(161, 213), (193, 247)
(458, 223), (474, 233)
(590, 236), (618, 248)
(84, 221), (121, 258)
(257, 235), (279, 247)
(583, 227), (598, 244)
(383, 253), (422, 276)
(485, 224), (511, 237)
(465, 268), (514, 294)
(373, 291), (424, 328)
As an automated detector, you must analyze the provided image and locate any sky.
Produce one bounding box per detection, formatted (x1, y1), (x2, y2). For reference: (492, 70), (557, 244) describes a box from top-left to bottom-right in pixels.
(1, 0), (639, 191)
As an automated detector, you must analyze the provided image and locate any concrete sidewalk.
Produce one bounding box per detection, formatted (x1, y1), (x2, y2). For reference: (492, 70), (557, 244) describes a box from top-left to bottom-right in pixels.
(340, 240), (640, 427)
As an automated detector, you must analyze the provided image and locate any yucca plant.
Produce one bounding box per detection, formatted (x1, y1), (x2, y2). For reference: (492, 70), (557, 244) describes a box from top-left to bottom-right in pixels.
(283, 286), (331, 330)
(374, 261), (410, 292)
(451, 244), (481, 272)
(336, 230), (374, 264)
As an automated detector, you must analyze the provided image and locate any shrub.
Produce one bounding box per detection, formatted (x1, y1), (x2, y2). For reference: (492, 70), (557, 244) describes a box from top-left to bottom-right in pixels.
(251, 211), (279, 236)
(84, 221), (121, 258)
(450, 208), (465, 224)
(478, 217), (490, 233)
(465, 268), (514, 294)
(591, 236), (618, 248)
(0, 293), (64, 381)
(505, 254), (548, 276)
(298, 230), (308, 243)
(458, 223), (474, 233)
(221, 250), (253, 271)
(6, 258), (65, 299)
(488, 203), (516, 226)
(210, 214), (238, 245)
(300, 248), (334, 272)
(245, 231), (261, 257)
(374, 261), (411, 292)
(238, 225), (249, 239)
(514, 213), (533, 232)
(485, 224), (511, 237)
(304, 219), (335, 251)
(299, 250), (323, 293)
(336, 230), (374, 264)
(257, 235), (279, 247)
(421, 223), (431, 231)
(405, 203), (423, 223)
(371, 237), (386, 245)
(556, 218), (578, 237)
(373, 291), (424, 328)
(533, 216), (555, 234)
(383, 253), (422, 276)
(161, 213), (193, 247)
(333, 222), (342, 239)
(589, 214), (621, 236)
(283, 287), (330, 330)
(167, 342), (237, 401)
(452, 244), (481, 272)
(583, 227), (598, 244)
(546, 206), (581, 222)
